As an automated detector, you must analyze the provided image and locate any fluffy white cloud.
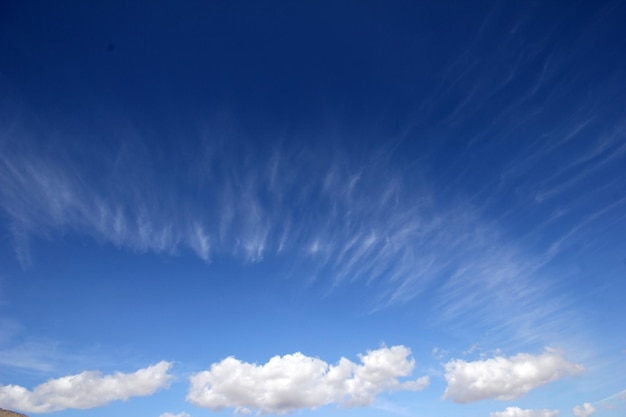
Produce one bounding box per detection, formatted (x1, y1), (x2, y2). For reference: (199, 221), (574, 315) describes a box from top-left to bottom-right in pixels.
(573, 403), (596, 417)
(442, 349), (583, 403)
(490, 406), (560, 417)
(159, 413), (191, 417)
(0, 361), (173, 413)
(187, 345), (428, 415)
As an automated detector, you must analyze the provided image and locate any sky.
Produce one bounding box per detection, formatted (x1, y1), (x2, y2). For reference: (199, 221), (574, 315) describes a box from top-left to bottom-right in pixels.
(0, 1), (625, 417)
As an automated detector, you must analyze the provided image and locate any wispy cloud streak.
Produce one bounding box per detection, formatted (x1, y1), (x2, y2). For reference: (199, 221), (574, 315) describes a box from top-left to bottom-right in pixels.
(0, 120), (605, 349)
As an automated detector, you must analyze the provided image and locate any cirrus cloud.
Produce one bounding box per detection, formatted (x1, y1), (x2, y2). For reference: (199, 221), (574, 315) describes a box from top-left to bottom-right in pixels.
(442, 349), (583, 403)
(187, 345), (429, 415)
(0, 361), (173, 413)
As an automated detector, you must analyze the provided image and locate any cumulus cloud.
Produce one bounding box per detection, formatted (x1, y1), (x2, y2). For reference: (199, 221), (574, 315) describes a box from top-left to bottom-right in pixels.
(0, 361), (173, 413)
(573, 403), (596, 417)
(490, 407), (560, 417)
(187, 345), (428, 415)
(442, 349), (583, 403)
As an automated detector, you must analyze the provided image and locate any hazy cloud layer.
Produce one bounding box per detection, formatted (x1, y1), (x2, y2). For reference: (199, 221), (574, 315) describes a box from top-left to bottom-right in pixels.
(187, 345), (428, 414)
(573, 403), (596, 417)
(490, 407), (560, 417)
(0, 361), (173, 413)
(443, 349), (583, 403)
(159, 413), (191, 417)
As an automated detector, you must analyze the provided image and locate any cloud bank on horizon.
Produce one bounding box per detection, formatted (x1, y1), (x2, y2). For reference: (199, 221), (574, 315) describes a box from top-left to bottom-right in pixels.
(0, 346), (590, 415)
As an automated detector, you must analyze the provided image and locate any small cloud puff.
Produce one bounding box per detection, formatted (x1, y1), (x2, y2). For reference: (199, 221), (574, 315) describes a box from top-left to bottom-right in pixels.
(490, 407), (560, 417)
(159, 413), (191, 417)
(442, 348), (583, 403)
(431, 347), (448, 360)
(187, 345), (428, 415)
(0, 361), (173, 413)
(573, 403), (596, 417)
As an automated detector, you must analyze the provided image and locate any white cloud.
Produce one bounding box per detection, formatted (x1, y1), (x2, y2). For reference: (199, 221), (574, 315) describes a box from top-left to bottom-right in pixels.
(463, 343), (480, 356)
(490, 407), (560, 417)
(0, 361), (173, 413)
(573, 403), (596, 417)
(442, 349), (584, 403)
(187, 345), (429, 415)
(431, 347), (448, 360)
(159, 413), (191, 417)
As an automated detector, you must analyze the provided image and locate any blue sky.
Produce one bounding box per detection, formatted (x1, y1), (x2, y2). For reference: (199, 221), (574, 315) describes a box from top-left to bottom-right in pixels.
(0, 1), (625, 417)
